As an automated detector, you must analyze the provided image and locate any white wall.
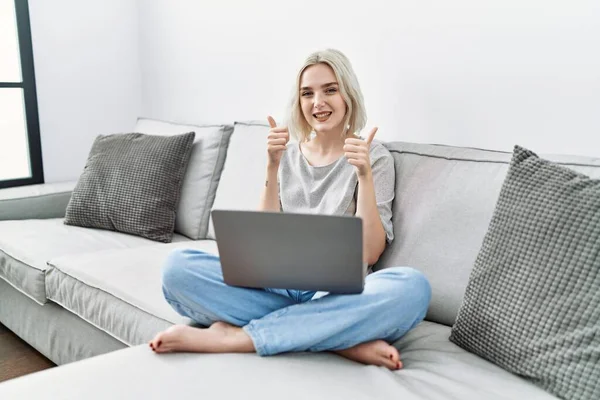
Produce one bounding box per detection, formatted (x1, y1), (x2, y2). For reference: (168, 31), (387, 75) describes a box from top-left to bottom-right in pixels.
(28, 0), (600, 184)
(29, 0), (142, 183)
(138, 0), (600, 157)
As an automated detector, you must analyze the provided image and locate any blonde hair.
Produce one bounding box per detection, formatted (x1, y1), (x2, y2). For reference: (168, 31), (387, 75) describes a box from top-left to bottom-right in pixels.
(286, 49), (367, 142)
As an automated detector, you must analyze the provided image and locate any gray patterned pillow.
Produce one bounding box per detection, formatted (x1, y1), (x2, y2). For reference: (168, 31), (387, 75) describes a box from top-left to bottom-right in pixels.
(64, 132), (195, 242)
(449, 146), (600, 400)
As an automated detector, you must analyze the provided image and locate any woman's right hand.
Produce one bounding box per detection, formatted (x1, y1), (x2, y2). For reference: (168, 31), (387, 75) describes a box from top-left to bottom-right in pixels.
(266, 116), (289, 167)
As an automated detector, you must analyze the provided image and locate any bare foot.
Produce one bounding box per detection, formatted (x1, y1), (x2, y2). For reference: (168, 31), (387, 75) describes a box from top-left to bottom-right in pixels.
(149, 321), (255, 354)
(335, 340), (402, 370)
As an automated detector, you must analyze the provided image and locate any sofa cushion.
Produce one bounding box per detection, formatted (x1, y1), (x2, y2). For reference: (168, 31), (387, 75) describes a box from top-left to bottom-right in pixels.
(376, 142), (600, 326)
(450, 146), (600, 400)
(207, 121), (270, 239)
(0, 320), (559, 400)
(0, 277), (126, 366)
(134, 118), (234, 240)
(64, 131), (196, 243)
(45, 241), (219, 346)
(391, 321), (559, 399)
(0, 219), (190, 305)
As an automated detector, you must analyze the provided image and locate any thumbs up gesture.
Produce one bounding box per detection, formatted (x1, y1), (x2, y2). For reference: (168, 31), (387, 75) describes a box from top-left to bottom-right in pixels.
(266, 116), (290, 168)
(343, 127), (378, 178)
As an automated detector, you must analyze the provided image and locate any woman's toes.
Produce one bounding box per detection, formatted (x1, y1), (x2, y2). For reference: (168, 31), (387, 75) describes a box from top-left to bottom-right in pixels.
(153, 338), (171, 353)
(150, 333), (165, 351)
(388, 346), (400, 363)
(377, 344), (398, 361)
(155, 343), (170, 353)
(378, 344), (402, 370)
(383, 354), (395, 369)
(381, 356), (401, 370)
(383, 354), (399, 370)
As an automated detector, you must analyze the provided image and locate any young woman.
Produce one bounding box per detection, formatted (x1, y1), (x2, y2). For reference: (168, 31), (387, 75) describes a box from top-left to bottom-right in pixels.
(149, 49), (431, 371)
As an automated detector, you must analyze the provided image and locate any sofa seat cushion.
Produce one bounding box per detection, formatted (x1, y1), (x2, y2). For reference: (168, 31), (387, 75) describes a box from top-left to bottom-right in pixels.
(0, 218), (190, 305)
(395, 321), (559, 399)
(45, 241), (219, 346)
(0, 320), (559, 400)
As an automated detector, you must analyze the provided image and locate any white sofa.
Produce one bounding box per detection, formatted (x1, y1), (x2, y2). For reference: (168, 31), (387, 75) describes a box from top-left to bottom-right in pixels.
(1, 118), (599, 399)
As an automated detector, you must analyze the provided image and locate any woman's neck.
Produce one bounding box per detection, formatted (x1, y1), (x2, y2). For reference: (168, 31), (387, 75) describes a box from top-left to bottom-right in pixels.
(307, 128), (352, 156)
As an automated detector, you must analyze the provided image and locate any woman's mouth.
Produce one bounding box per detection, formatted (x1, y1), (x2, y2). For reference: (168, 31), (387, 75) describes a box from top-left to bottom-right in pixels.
(313, 111), (332, 122)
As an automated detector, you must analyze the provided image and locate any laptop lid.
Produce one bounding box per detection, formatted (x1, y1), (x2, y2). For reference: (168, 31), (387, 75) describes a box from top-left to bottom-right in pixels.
(211, 210), (365, 294)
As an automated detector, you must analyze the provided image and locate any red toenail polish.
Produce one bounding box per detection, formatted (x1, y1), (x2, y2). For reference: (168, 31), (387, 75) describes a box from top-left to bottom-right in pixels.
(389, 354), (393, 359)
(157, 341), (162, 347)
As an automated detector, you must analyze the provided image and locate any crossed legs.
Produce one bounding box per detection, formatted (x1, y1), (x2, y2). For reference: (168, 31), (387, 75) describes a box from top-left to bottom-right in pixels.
(149, 249), (431, 370)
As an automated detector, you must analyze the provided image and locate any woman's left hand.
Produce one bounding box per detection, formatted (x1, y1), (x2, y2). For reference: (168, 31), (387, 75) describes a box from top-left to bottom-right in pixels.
(344, 127), (378, 178)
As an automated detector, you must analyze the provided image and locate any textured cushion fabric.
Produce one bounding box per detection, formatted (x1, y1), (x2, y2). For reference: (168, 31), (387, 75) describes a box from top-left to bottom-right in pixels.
(0, 321), (559, 400)
(450, 146), (600, 400)
(45, 241), (219, 346)
(64, 132), (195, 243)
(0, 218), (189, 304)
(134, 118), (234, 239)
(207, 121), (270, 239)
(0, 181), (76, 221)
(375, 142), (600, 326)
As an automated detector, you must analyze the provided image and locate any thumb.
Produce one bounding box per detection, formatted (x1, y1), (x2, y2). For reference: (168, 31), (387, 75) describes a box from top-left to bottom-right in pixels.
(366, 127), (378, 145)
(267, 116), (277, 129)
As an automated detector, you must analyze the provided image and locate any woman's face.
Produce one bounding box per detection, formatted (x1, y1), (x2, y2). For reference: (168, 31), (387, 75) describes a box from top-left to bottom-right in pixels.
(299, 63), (347, 135)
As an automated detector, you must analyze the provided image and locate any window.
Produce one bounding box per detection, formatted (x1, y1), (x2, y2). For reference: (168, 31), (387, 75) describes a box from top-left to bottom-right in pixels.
(0, 0), (43, 189)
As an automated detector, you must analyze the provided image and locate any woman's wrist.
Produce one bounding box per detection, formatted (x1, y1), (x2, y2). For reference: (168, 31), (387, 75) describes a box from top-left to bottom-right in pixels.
(265, 164), (279, 187)
(357, 170), (374, 185)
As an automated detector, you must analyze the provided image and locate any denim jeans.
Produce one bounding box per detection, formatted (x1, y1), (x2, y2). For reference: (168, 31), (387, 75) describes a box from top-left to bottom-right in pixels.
(161, 248), (431, 356)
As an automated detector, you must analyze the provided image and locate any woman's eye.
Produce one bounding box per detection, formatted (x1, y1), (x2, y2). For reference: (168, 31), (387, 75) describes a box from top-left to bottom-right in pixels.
(301, 91), (312, 97)
(326, 88), (337, 94)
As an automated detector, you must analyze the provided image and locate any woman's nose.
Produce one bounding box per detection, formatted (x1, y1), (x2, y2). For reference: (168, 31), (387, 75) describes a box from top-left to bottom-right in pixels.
(313, 92), (325, 107)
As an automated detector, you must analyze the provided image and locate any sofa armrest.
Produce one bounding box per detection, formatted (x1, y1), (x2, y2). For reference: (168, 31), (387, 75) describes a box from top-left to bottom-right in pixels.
(0, 181), (77, 221)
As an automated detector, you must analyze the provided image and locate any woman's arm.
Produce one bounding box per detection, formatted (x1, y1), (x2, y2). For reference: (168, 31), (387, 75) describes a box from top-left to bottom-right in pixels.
(259, 165), (281, 212)
(259, 116), (288, 212)
(344, 127), (394, 266)
(355, 175), (387, 265)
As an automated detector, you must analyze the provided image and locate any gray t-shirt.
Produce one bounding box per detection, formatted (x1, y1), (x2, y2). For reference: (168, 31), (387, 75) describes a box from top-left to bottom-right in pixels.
(278, 139), (395, 244)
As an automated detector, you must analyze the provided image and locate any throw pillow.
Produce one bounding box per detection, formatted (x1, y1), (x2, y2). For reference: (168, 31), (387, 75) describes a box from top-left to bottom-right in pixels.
(64, 132), (195, 242)
(134, 118), (234, 239)
(450, 145), (600, 400)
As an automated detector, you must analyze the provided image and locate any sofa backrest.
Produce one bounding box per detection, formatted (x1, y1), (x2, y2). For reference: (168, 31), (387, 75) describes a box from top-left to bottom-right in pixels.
(208, 121), (600, 327)
(376, 142), (600, 326)
(207, 121), (271, 239)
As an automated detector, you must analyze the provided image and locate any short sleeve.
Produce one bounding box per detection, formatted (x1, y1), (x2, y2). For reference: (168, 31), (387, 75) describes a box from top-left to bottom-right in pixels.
(369, 142), (395, 243)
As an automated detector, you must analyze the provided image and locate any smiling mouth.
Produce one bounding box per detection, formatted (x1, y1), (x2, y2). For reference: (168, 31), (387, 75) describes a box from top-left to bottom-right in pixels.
(313, 111), (332, 121)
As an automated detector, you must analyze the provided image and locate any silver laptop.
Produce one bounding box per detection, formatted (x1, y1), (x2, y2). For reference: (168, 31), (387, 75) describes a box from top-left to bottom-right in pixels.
(211, 210), (366, 294)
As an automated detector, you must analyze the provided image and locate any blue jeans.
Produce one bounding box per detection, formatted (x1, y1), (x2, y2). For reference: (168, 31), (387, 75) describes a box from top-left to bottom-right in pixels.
(161, 248), (431, 356)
